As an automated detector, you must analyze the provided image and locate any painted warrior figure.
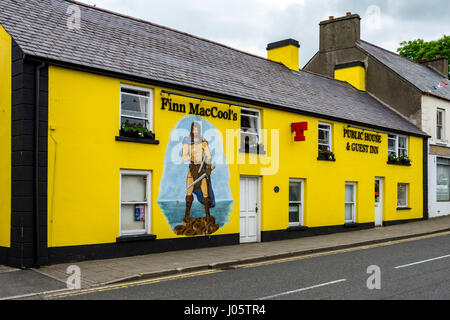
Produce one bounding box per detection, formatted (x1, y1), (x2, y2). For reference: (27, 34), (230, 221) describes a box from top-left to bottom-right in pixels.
(181, 122), (216, 226)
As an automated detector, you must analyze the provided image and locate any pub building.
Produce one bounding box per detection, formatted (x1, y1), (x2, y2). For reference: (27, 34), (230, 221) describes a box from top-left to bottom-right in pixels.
(0, 0), (429, 268)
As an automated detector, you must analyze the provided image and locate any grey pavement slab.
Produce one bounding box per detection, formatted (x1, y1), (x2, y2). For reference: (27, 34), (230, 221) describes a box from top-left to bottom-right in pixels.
(0, 269), (66, 299)
(23, 215), (450, 290)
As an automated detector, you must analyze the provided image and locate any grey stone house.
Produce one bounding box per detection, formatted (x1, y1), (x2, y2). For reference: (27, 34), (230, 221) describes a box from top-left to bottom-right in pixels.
(304, 13), (450, 219)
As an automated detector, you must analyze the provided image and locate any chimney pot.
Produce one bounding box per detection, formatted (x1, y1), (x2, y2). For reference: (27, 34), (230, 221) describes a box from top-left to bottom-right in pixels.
(346, 12), (351, 16)
(329, 16), (334, 20)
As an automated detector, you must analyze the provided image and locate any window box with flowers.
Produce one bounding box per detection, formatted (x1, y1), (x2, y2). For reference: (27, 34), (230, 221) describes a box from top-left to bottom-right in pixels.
(387, 154), (412, 166)
(116, 120), (159, 145)
(317, 147), (336, 161)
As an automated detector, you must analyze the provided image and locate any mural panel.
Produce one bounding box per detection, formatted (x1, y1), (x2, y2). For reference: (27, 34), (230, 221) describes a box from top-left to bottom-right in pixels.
(157, 115), (234, 236)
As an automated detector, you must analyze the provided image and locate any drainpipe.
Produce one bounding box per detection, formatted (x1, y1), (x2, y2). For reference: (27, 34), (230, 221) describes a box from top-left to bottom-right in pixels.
(35, 62), (45, 268)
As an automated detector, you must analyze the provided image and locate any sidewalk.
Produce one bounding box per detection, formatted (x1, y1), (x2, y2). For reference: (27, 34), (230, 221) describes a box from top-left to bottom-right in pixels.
(34, 216), (450, 289)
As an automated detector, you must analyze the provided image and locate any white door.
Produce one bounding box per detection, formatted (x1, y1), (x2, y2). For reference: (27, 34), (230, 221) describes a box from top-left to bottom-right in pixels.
(240, 176), (260, 243)
(375, 178), (383, 226)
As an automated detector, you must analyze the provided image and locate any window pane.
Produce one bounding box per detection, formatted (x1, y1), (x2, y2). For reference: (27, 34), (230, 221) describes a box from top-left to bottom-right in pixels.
(437, 158), (450, 166)
(388, 136), (396, 155)
(397, 184), (407, 207)
(437, 126), (442, 140)
(289, 182), (301, 202)
(398, 136), (407, 150)
(289, 204), (300, 224)
(241, 109), (259, 117)
(345, 204), (354, 221)
(375, 180), (380, 203)
(345, 184), (354, 202)
(437, 164), (450, 201)
(241, 114), (259, 134)
(122, 175), (147, 202)
(121, 204), (145, 232)
(121, 91), (149, 119)
(437, 110), (443, 126)
(318, 128), (330, 145)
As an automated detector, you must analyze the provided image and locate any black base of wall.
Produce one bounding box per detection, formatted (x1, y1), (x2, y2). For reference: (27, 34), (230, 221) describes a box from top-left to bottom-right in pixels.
(262, 223), (375, 242)
(0, 247), (7, 265)
(48, 234), (240, 265)
(383, 218), (424, 227)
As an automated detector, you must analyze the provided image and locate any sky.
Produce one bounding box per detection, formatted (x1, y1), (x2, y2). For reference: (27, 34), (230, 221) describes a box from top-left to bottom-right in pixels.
(80, 0), (449, 67)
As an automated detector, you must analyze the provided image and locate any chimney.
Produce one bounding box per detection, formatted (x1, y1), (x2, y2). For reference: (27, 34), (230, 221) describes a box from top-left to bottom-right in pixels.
(419, 54), (449, 78)
(334, 61), (366, 91)
(267, 39), (300, 71)
(319, 13), (361, 53)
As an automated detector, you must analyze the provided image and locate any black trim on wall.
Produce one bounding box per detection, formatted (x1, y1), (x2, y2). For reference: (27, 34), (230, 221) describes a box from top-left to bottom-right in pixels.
(267, 39), (300, 50)
(9, 41), (48, 268)
(0, 247), (7, 265)
(383, 218), (424, 227)
(48, 234), (240, 265)
(423, 137), (429, 220)
(334, 61), (365, 70)
(261, 223), (375, 242)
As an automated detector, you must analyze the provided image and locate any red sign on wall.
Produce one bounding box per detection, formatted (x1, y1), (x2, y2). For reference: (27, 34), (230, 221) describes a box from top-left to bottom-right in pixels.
(291, 122), (308, 142)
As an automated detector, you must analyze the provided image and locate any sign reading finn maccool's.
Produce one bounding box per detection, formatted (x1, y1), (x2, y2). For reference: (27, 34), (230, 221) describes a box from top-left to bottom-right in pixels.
(161, 97), (239, 121)
(344, 128), (381, 154)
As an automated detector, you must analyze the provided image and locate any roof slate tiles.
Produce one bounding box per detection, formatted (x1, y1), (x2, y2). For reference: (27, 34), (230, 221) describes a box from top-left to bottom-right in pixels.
(0, 0), (427, 136)
(357, 40), (450, 101)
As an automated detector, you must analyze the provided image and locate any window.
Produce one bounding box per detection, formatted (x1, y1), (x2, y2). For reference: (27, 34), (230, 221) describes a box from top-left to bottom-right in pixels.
(120, 84), (153, 130)
(289, 179), (304, 227)
(345, 182), (356, 223)
(120, 170), (151, 236)
(318, 123), (332, 152)
(437, 109), (445, 141)
(388, 134), (408, 157)
(397, 183), (409, 208)
(241, 107), (261, 148)
(437, 158), (450, 201)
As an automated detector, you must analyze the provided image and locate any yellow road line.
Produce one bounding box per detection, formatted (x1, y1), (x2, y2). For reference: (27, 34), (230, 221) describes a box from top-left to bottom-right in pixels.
(44, 269), (222, 300)
(44, 230), (450, 299)
(235, 231), (450, 269)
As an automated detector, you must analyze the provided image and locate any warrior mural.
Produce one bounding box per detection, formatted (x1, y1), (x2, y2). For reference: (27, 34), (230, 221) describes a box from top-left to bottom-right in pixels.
(157, 115), (234, 237)
(174, 122), (220, 235)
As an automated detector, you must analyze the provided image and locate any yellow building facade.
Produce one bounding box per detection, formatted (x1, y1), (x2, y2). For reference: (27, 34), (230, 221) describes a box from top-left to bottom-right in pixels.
(0, 0), (429, 267)
(45, 65), (425, 254)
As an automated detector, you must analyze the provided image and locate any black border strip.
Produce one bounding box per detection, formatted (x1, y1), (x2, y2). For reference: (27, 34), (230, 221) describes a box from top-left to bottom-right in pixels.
(334, 61), (365, 70)
(261, 223), (375, 242)
(48, 234), (240, 265)
(423, 137), (429, 219)
(267, 39), (300, 50)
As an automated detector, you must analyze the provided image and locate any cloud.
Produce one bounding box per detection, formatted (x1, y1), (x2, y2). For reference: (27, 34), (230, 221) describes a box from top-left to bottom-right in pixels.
(83, 0), (449, 66)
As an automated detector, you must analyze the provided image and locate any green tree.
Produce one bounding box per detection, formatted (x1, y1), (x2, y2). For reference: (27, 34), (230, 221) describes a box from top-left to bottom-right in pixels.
(397, 35), (450, 78)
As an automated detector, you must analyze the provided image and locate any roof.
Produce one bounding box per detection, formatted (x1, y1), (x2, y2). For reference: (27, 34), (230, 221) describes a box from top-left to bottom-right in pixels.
(0, 0), (427, 137)
(357, 40), (450, 101)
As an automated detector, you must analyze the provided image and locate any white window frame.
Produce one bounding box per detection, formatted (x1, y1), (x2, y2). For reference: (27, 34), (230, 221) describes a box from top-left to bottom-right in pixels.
(120, 84), (154, 132)
(437, 108), (445, 142)
(318, 122), (333, 152)
(119, 169), (151, 236)
(289, 179), (305, 227)
(345, 182), (357, 223)
(388, 134), (408, 157)
(397, 183), (409, 209)
(241, 106), (261, 144)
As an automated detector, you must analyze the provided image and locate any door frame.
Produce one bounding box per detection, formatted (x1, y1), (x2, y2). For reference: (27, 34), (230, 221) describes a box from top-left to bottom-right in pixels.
(239, 175), (261, 243)
(375, 177), (384, 227)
